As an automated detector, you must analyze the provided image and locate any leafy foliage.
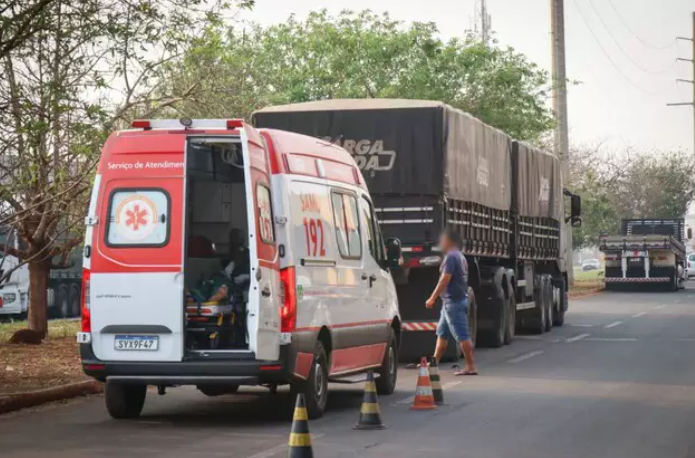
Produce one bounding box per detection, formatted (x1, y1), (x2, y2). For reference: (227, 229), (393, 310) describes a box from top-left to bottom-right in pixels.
(163, 10), (555, 142)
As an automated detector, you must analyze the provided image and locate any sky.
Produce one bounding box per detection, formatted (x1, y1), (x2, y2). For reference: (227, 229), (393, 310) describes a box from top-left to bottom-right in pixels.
(242, 0), (695, 154)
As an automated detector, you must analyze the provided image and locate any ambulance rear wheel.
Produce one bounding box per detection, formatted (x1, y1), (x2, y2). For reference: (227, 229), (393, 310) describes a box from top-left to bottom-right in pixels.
(105, 381), (146, 419)
(291, 341), (328, 419)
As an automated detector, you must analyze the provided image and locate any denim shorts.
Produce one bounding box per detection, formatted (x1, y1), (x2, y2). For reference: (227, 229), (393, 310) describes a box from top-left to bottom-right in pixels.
(436, 298), (470, 342)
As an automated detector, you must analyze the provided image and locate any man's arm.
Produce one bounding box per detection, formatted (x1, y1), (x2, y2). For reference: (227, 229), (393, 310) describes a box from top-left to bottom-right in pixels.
(427, 272), (452, 308)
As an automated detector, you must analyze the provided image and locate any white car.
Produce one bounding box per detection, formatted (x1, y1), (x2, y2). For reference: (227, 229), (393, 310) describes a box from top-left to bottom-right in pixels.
(78, 119), (402, 420)
(688, 253), (695, 278)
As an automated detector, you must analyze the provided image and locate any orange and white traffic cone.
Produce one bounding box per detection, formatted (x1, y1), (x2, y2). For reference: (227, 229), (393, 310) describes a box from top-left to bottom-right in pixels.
(411, 357), (437, 411)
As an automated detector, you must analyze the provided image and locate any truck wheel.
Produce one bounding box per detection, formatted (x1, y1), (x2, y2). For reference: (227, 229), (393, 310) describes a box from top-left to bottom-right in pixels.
(543, 277), (553, 332)
(553, 279), (567, 327)
(529, 276), (546, 334)
(198, 385), (239, 396)
(58, 285), (70, 318)
(291, 341), (329, 419)
(670, 271), (679, 292)
(478, 279), (505, 348)
(504, 290), (516, 345)
(376, 330), (398, 395)
(69, 284), (81, 317)
(468, 288), (478, 348)
(105, 381), (146, 419)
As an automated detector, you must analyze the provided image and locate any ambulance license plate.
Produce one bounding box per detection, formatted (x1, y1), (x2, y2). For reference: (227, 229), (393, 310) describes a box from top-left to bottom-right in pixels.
(114, 335), (159, 351)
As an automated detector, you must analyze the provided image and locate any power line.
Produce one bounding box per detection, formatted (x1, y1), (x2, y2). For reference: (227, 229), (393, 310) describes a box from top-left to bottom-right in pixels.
(587, 0), (676, 75)
(569, 0), (664, 96)
(605, 0), (677, 51)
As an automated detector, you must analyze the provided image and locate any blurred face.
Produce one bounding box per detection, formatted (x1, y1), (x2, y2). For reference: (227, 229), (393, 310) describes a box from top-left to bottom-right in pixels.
(439, 232), (453, 252)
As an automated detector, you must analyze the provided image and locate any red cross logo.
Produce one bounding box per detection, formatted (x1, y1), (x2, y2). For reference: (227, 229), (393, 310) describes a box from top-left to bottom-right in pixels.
(125, 205), (148, 231)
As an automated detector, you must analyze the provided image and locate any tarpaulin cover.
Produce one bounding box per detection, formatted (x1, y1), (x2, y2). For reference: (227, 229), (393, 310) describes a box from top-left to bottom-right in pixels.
(513, 141), (563, 219)
(252, 99), (512, 211)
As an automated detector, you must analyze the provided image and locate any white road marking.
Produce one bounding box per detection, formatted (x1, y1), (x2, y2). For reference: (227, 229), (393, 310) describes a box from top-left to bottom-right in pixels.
(604, 321), (623, 329)
(586, 337), (638, 342)
(396, 396), (414, 405)
(514, 335), (545, 340)
(631, 311), (648, 318)
(245, 434), (325, 458)
(655, 304), (668, 310)
(507, 351), (544, 364)
(568, 324), (595, 328)
(566, 333), (591, 343)
(442, 381), (463, 389)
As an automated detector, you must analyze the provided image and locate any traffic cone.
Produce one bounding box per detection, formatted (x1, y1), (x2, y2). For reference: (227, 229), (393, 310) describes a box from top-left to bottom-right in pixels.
(288, 393), (314, 458)
(353, 370), (386, 430)
(411, 357), (437, 411)
(428, 357), (445, 405)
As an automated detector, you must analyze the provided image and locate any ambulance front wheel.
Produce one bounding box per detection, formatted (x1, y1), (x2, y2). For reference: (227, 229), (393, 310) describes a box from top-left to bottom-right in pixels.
(376, 330), (398, 395)
(105, 381), (146, 419)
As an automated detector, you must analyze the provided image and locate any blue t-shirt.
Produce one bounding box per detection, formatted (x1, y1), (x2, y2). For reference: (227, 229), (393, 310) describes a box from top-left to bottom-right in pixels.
(441, 249), (468, 303)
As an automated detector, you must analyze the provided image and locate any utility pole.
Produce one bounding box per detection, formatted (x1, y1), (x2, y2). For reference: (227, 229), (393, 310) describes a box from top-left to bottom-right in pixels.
(474, 0), (492, 45)
(551, 0), (572, 283)
(668, 12), (695, 157)
(551, 0), (570, 167)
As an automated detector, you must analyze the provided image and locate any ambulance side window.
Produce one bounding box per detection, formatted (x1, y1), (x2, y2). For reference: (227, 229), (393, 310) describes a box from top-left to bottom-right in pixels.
(256, 184), (274, 244)
(105, 189), (170, 247)
(361, 196), (386, 266)
(330, 191), (362, 259)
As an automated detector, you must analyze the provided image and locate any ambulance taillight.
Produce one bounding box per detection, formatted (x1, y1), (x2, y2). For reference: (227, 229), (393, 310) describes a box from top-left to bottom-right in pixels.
(279, 267), (297, 332)
(81, 269), (91, 333)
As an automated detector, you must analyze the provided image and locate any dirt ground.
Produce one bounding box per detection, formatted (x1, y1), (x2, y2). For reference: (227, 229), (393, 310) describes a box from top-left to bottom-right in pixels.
(0, 338), (88, 395)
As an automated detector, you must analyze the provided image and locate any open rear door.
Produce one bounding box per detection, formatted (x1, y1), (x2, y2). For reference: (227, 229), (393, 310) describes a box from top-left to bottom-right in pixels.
(239, 124), (281, 361)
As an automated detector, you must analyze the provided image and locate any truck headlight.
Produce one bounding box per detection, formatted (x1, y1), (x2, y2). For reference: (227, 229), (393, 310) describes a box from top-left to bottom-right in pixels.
(2, 293), (17, 304)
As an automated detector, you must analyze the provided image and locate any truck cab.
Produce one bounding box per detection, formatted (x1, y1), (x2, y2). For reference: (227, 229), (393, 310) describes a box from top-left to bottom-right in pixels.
(78, 119), (402, 419)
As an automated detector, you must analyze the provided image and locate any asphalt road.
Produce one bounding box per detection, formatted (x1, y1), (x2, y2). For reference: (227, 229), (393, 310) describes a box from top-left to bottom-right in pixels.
(3, 287), (695, 458)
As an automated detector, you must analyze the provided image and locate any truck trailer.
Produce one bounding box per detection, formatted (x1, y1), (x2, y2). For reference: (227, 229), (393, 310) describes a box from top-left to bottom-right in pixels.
(253, 99), (581, 360)
(600, 219), (688, 291)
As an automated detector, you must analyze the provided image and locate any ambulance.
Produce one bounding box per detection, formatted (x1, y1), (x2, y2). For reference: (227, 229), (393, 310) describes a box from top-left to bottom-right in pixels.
(78, 119), (402, 419)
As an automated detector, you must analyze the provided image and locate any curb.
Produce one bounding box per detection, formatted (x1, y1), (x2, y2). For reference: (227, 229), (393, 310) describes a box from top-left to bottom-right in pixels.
(0, 380), (103, 415)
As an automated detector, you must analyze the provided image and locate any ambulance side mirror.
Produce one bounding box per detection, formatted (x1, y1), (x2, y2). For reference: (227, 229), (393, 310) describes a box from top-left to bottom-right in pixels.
(386, 238), (402, 269)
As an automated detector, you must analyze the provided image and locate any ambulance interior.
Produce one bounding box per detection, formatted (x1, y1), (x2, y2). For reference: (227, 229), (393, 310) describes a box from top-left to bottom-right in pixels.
(184, 139), (251, 352)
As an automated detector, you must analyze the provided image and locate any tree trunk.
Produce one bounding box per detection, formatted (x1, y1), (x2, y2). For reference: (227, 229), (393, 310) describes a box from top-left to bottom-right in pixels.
(28, 260), (50, 338)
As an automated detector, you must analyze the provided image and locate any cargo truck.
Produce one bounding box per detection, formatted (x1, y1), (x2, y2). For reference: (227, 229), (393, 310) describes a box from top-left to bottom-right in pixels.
(600, 219), (689, 291)
(253, 99), (581, 360)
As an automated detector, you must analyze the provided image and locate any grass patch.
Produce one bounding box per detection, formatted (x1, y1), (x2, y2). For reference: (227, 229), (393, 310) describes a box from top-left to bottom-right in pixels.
(574, 268), (604, 283)
(0, 319), (80, 344)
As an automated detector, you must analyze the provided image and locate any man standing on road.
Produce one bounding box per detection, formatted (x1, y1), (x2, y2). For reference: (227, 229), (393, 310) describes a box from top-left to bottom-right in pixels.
(426, 228), (478, 375)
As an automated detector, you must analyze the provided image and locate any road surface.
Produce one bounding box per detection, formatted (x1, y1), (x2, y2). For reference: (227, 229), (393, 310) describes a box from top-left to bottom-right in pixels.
(3, 287), (695, 458)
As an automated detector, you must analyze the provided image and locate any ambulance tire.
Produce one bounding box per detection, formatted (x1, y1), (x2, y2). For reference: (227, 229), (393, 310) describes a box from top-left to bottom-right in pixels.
(376, 330), (398, 395)
(105, 381), (146, 419)
(291, 341), (329, 419)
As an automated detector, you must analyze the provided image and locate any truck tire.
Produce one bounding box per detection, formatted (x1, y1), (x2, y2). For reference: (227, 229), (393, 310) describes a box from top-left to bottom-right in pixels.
(552, 278), (567, 327)
(670, 270), (679, 292)
(69, 284), (81, 317)
(478, 271), (506, 348)
(105, 381), (146, 419)
(504, 285), (516, 345)
(543, 276), (553, 332)
(528, 275), (547, 334)
(468, 288), (478, 348)
(376, 330), (398, 395)
(58, 285), (70, 318)
(291, 341), (329, 419)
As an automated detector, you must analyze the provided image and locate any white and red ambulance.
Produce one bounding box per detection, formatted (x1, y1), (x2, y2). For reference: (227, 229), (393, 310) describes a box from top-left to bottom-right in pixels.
(77, 119), (402, 419)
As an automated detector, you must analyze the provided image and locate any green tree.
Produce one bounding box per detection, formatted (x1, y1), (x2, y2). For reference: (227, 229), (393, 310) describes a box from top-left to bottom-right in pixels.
(165, 9), (554, 142)
(0, 0), (253, 341)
